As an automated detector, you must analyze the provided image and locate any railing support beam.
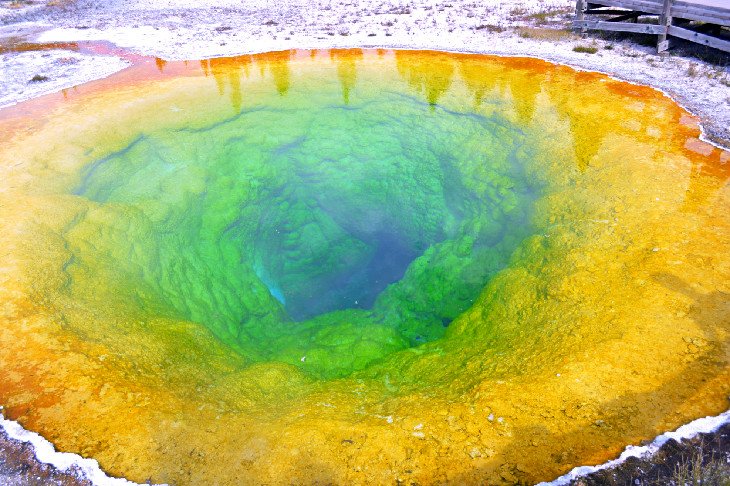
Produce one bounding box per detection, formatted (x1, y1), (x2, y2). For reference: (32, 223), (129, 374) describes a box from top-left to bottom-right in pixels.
(657, 0), (675, 53)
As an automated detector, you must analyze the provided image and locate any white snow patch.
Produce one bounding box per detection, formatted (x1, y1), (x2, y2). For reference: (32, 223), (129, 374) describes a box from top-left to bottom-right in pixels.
(538, 408), (730, 485)
(0, 49), (130, 109)
(37, 26), (165, 51)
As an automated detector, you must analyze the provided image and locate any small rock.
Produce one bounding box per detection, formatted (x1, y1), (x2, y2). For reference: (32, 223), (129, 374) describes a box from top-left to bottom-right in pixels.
(29, 74), (49, 83)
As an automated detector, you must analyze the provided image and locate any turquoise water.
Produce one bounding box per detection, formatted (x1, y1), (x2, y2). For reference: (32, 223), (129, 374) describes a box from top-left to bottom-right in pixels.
(69, 65), (538, 378)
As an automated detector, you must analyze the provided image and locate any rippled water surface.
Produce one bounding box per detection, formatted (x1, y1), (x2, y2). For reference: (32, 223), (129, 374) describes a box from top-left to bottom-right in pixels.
(0, 49), (728, 485)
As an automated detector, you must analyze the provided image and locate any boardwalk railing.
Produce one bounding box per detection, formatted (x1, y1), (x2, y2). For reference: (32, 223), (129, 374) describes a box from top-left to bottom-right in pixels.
(573, 0), (730, 53)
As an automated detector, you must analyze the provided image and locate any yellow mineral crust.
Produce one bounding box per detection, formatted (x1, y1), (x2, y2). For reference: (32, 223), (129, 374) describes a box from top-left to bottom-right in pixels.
(0, 50), (728, 485)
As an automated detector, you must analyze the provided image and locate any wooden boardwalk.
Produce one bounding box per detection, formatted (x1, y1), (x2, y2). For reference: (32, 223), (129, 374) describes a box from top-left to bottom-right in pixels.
(573, 0), (730, 53)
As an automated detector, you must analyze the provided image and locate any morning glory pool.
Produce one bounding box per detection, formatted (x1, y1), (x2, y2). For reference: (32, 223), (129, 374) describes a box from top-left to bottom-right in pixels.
(0, 49), (728, 485)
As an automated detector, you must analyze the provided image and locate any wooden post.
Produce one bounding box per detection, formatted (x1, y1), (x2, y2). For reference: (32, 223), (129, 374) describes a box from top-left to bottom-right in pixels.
(657, 0), (674, 53)
(575, 0), (587, 33)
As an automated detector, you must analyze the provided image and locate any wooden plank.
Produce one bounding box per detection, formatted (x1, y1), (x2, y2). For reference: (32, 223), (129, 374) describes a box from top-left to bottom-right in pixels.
(588, 0), (654, 8)
(671, 5), (730, 18)
(585, 9), (649, 14)
(670, 7), (730, 26)
(572, 19), (667, 32)
(594, 0), (661, 7)
(583, 0), (730, 53)
(593, 0), (729, 12)
(605, 1), (662, 11)
(589, 0), (664, 14)
(657, 0), (673, 52)
(575, 0), (588, 32)
(675, 0), (730, 14)
(679, 0), (730, 9)
(668, 25), (730, 51)
(587, 0), (730, 17)
(673, 5), (730, 17)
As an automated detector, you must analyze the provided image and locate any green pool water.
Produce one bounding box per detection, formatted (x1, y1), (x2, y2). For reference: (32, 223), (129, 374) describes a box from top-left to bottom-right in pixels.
(68, 62), (537, 379)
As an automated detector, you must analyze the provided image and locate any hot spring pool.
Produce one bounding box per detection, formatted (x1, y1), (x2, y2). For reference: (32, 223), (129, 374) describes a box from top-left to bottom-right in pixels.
(0, 49), (728, 484)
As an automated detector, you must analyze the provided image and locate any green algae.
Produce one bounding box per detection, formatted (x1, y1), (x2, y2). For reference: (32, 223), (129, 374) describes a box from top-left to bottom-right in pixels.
(61, 59), (540, 379)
